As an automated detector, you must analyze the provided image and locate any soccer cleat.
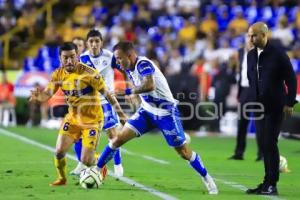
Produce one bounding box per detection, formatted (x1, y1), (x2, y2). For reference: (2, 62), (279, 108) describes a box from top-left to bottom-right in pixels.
(49, 178), (66, 186)
(70, 162), (87, 176)
(101, 165), (108, 180)
(114, 164), (124, 178)
(201, 174), (218, 194)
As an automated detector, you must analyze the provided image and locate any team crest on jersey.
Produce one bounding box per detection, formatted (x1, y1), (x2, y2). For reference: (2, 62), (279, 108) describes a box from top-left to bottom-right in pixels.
(94, 73), (102, 79)
(102, 60), (108, 66)
(89, 130), (96, 137)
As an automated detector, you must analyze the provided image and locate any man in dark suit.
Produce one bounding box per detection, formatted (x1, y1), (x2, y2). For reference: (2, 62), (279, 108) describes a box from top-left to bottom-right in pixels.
(246, 22), (297, 195)
(229, 37), (263, 161)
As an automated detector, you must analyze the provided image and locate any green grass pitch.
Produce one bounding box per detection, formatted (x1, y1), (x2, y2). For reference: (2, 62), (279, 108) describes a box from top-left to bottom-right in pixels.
(0, 126), (299, 200)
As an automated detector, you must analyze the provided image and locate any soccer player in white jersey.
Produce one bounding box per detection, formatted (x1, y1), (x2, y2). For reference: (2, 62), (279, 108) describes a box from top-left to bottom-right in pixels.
(70, 29), (124, 178)
(95, 41), (218, 194)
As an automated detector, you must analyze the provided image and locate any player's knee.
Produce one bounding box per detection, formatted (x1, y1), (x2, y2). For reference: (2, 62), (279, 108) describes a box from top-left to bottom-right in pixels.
(81, 156), (94, 166)
(176, 148), (190, 160)
(111, 136), (124, 148)
(55, 152), (65, 159)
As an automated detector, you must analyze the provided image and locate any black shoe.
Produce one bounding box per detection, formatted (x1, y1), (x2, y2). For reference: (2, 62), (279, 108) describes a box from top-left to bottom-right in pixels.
(228, 155), (244, 160)
(255, 156), (263, 161)
(246, 183), (263, 194)
(257, 185), (278, 195)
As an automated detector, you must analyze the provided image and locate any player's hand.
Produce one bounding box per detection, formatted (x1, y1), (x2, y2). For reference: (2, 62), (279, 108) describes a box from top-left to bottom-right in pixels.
(29, 87), (42, 102)
(283, 105), (293, 119)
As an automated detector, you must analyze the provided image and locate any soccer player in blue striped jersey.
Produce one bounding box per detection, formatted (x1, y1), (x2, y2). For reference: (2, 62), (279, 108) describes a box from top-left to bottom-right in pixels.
(70, 29), (124, 178)
(95, 41), (219, 194)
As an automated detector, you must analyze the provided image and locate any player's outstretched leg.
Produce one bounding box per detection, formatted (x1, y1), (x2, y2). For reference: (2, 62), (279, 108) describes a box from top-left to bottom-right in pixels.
(50, 134), (74, 186)
(113, 148), (123, 177)
(108, 127), (124, 177)
(70, 139), (87, 176)
(175, 144), (218, 194)
(50, 154), (67, 186)
(96, 126), (136, 175)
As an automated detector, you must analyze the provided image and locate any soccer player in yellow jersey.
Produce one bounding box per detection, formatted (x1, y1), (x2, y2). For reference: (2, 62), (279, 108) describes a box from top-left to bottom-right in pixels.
(29, 42), (127, 186)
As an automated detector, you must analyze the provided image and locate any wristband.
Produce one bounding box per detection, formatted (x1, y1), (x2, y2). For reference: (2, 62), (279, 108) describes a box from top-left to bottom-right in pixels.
(125, 88), (132, 95)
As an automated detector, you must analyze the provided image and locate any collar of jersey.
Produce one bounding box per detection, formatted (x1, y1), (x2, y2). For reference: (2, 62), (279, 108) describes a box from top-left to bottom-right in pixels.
(89, 49), (103, 58)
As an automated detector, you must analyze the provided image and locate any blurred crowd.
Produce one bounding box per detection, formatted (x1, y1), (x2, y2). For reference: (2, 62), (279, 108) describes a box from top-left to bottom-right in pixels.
(1, 0), (300, 131)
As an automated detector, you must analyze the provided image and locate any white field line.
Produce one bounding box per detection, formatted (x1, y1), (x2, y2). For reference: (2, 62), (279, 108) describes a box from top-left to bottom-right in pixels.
(122, 148), (170, 165)
(0, 128), (177, 200)
(120, 141), (286, 200)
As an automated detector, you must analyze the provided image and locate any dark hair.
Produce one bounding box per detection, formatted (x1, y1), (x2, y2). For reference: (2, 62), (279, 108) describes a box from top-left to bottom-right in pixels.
(87, 29), (103, 41)
(113, 41), (134, 52)
(59, 42), (78, 55)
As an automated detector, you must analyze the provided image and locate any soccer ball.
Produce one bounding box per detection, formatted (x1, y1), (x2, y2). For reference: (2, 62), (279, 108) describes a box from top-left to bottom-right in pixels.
(184, 132), (191, 144)
(79, 167), (103, 189)
(279, 155), (290, 173)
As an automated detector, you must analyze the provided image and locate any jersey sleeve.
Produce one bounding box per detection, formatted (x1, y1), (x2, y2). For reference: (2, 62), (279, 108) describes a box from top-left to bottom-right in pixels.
(137, 60), (155, 76)
(89, 72), (106, 91)
(45, 70), (60, 95)
(80, 55), (95, 68)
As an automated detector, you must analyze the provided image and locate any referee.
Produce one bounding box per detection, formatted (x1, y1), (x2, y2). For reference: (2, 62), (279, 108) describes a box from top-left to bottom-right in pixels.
(246, 22), (297, 195)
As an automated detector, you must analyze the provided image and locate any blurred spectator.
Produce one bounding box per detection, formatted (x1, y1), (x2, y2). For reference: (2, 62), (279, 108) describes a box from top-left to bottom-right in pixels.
(72, 36), (86, 55)
(26, 82), (48, 127)
(228, 9), (249, 35)
(177, 0), (200, 19)
(72, 0), (93, 27)
(92, 1), (108, 23)
(200, 12), (218, 36)
(165, 49), (183, 76)
(0, 71), (16, 127)
(178, 19), (197, 43)
(272, 15), (294, 49)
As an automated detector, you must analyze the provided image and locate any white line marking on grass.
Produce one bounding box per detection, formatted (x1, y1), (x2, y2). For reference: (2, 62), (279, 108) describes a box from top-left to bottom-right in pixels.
(122, 148), (170, 165)
(117, 145), (286, 200)
(0, 128), (177, 200)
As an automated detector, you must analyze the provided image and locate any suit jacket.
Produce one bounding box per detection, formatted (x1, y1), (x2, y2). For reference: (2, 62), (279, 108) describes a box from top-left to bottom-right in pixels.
(247, 41), (297, 113)
(237, 48), (251, 104)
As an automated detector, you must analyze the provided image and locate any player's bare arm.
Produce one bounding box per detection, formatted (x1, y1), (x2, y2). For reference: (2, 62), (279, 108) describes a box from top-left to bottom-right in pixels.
(100, 87), (128, 125)
(119, 75), (155, 95)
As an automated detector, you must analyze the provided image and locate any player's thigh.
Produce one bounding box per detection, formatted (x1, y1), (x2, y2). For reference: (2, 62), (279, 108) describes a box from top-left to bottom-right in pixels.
(56, 120), (80, 153)
(154, 110), (186, 147)
(113, 126), (137, 147)
(55, 133), (75, 154)
(125, 108), (155, 137)
(81, 126), (101, 151)
(107, 126), (119, 140)
(59, 119), (82, 142)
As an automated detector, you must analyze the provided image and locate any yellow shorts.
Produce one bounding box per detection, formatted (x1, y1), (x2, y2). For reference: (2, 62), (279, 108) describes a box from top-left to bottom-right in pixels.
(59, 116), (103, 150)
